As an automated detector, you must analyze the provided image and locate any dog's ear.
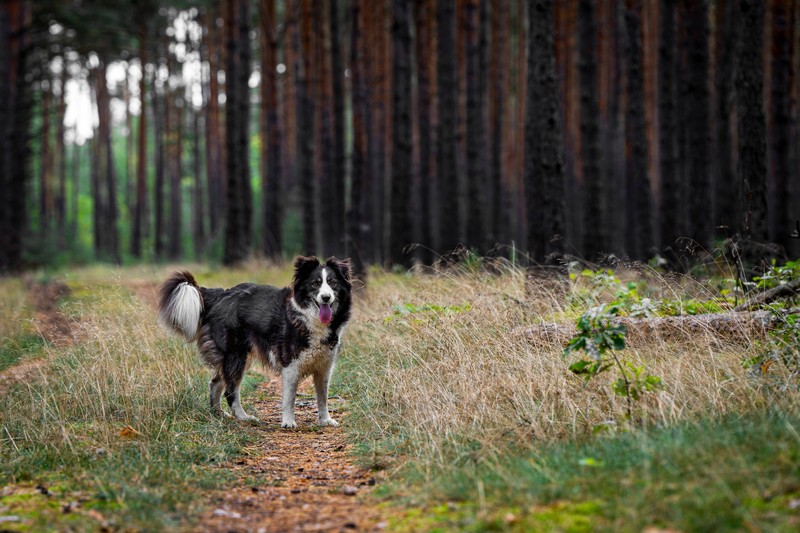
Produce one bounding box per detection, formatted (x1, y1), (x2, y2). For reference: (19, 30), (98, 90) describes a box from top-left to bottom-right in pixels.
(293, 256), (320, 287)
(325, 257), (352, 287)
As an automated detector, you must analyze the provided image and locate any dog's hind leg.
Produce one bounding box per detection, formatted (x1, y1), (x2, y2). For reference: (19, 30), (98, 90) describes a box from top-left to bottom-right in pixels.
(313, 363), (339, 427)
(209, 371), (227, 417)
(281, 363), (300, 428)
(223, 354), (258, 421)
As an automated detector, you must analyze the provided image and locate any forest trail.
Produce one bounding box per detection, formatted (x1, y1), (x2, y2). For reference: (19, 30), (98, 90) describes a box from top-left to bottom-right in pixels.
(194, 375), (385, 533)
(0, 280), (73, 395)
(127, 280), (386, 532)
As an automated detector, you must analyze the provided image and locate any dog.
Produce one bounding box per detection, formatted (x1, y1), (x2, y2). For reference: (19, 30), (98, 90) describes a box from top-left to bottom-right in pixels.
(158, 256), (352, 428)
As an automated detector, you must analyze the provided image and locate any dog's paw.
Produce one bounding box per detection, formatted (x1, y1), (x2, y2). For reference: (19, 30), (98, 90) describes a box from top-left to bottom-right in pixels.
(238, 414), (259, 422)
(319, 417), (339, 427)
(281, 419), (297, 429)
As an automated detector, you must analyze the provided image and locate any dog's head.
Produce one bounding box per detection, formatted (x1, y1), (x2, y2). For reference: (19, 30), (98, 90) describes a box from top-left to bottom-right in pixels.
(292, 256), (352, 325)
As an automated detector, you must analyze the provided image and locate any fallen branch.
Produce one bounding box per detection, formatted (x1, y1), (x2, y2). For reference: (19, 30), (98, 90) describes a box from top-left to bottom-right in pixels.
(733, 279), (800, 312)
(515, 309), (800, 346)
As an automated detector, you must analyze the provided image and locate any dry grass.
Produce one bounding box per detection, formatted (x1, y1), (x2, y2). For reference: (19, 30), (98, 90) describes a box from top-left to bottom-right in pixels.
(341, 263), (799, 471)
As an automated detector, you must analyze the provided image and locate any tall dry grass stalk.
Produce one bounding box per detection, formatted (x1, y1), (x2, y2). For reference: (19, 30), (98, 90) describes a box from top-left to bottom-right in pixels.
(342, 263), (799, 470)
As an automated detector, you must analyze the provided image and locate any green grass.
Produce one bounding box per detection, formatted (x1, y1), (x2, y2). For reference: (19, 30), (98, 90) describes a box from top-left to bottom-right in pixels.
(376, 412), (800, 532)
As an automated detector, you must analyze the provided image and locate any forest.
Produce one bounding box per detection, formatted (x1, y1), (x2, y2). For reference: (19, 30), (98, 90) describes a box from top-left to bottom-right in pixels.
(1, 0), (797, 275)
(3, 0), (800, 531)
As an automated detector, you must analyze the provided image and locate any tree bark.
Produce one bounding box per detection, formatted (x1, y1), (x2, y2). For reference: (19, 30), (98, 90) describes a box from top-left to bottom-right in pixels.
(328, 0), (346, 258)
(260, 0), (283, 260)
(223, 0), (253, 265)
(525, 0), (566, 264)
(713, 0), (738, 238)
(489, 0), (507, 251)
(624, 0), (652, 260)
(464, 0), (487, 253)
(297, 0), (317, 256)
(769, 0), (795, 251)
(132, 26), (147, 258)
(437, 0), (460, 256)
(736, 0), (768, 243)
(389, 0), (413, 268)
(682, 0), (711, 251)
(414, 0), (436, 264)
(579, 0), (608, 259)
(346, 0), (367, 277)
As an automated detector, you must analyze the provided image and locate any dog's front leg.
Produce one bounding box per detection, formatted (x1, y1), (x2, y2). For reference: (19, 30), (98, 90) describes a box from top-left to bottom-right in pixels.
(314, 362), (339, 427)
(281, 364), (300, 428)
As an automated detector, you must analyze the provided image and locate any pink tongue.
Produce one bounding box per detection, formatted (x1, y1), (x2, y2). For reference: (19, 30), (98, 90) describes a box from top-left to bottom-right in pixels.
(319, 303), (332, 324)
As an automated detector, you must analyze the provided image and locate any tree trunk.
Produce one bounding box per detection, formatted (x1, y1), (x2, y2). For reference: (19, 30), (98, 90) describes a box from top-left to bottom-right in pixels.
(260, 0), (283, 259)
(223, 0), (253, 265)
(297, 0), (317, 256)
(389, 0), (413, 268)
(437, 0), (460, 256)
(736, 0), (768, 244)
(167, 90), (183, 261)
(682, 0), (711, 251)
(525, 0), (566, 264)
(414, 0), (436, 265)
(714, 0), (737, 238)
(0, 0), (31, 273)
(132, 26), (147, 258)
(328, 0), (346, 258)
(56, 61), (67, 250)
(579, 0), (607, 259)
(39, 81), (52, 241)
(193, 106), (205, 259)
(489, 0), (507, 251)
(624, 0), (651, 260)
(97, 62), (120, 263)
(154, 56), (166, 260)
(205, 0), (224, 237)
(770, 0), (795, 252)
(346, 0), (367, 277)
(465, 0), (486, 252)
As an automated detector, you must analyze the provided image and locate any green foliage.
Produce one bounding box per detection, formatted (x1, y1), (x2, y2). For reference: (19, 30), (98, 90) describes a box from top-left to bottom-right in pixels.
(745, 312), (800, 386)
(754, 259), (800, 291)
(564, 303), (662, 420)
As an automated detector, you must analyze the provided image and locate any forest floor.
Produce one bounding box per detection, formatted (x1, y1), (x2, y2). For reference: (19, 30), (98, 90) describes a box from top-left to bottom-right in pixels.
(0, 274), (388, 532)
(2, 261), (800, 532)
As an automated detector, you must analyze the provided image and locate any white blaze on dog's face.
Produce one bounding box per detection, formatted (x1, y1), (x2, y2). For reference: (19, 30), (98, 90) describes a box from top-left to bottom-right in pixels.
(317, 268), (337, 306)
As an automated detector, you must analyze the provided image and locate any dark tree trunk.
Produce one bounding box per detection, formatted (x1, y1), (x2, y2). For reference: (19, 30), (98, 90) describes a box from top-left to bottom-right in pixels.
(297, 0), (317, 255)
(414, 0), (436, 264)
(39, 81), (51, 241)
(682, 0), (711, 251)
(489, 0), (508, 250)
(437, 0), (460, 255)
(770, 0), (794, 250)
(56, 66), (67, 250)
(168, 90), (183, 261)
(623, 0), (651, 260)
(223, 0), (253, 265)
(714, 0), (738, 238)
(578, 0), (607, 259)
(154, 81), (166, 260)
(205, 0), (224, 237)
(0, 0), (31, 273)
(260, 0), (283, 259)
(736, 0), (768, 243)
(132, 26), (147, 258)
(390, 0), (413, 268)
(525, 0), (566, 263)
(659, 0), (683, 252)
(98, 62), (120, 264)
(346, 0), (367, 277)
(465, 0), (486, 252)
(192, 106), (205, 259)
(328, 0), (346, 258)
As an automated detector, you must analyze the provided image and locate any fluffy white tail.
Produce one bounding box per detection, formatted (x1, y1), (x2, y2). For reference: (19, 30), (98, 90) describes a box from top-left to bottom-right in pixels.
(158, 272), (203, 341)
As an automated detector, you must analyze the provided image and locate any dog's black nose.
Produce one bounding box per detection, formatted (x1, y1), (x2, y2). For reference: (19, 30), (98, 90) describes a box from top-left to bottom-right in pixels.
(321, 294), (331, 303)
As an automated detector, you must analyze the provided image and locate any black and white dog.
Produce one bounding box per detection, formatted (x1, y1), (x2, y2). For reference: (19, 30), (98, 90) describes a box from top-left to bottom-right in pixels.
(158, 256), (352, 428)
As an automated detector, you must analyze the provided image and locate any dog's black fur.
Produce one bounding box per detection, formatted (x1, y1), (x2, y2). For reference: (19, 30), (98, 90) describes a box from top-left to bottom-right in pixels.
(158, 256), (352, 427)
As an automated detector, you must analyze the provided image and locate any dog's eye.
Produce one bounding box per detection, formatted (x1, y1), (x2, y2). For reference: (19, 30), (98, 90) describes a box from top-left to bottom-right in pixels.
(328, 279), (337, 288)
(311, 280), (321, 288)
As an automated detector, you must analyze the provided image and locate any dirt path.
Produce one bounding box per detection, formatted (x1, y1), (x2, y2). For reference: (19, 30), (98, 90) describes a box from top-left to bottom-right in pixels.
(195, 376), (385, 533)
(127, 280), (387, 532)
(0, 280), (73, 395)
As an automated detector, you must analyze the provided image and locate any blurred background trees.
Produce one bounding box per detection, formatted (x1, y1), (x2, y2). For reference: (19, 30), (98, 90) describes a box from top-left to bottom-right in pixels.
(1, 0), (798, 274)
